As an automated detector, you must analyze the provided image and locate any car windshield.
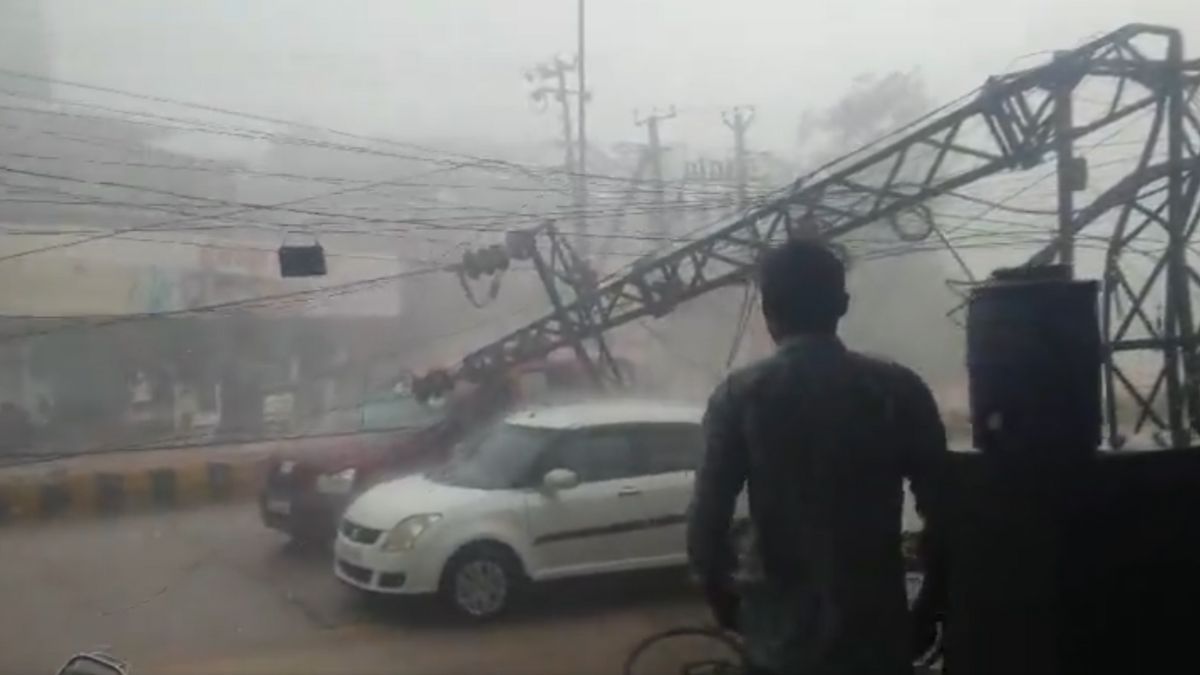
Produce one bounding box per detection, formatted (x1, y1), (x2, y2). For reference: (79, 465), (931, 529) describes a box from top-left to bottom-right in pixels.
(427, 423), (556, 490)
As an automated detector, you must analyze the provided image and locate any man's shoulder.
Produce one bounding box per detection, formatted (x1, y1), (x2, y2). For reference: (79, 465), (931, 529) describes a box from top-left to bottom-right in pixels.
(713, 344), (932, 402)
(721, 346), (918, 380)
(844, 348), (907, 375)
(721, 351), (786, 390)
(844, 349), (932, 394)
(704, 354), (781, 413)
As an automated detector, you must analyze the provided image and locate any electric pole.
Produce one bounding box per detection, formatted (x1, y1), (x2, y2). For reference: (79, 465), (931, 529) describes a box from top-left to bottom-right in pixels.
(635, 106), (676, 234)
(722, 105), (756, 208)
(527, 56), (579, 178)
(527, 54), (590, 252)
(576, 0), (588, 218)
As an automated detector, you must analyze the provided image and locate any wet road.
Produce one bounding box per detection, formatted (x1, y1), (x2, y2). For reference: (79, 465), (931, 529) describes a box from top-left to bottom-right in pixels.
(0, 505), (708, 675)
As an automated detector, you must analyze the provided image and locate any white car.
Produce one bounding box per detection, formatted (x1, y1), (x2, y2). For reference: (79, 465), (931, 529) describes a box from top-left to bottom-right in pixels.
(333, 400), (712, 619)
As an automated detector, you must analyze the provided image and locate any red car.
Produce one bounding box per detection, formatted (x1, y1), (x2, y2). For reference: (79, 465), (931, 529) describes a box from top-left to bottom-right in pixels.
(259, 358), (600, 541)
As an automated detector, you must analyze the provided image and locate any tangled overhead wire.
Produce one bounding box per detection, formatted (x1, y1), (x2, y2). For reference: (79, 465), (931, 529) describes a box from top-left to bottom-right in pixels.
(888, 201), (937, 242)
(455, 268), (505, 308)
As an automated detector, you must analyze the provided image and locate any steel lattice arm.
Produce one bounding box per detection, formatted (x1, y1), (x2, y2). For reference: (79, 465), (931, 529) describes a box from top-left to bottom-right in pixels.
(435, 25), (1200, 412)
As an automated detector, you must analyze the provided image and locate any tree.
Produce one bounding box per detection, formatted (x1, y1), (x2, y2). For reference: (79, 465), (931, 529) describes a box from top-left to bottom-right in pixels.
(797, 71), (931, 158)
(797, 71), (966, 390)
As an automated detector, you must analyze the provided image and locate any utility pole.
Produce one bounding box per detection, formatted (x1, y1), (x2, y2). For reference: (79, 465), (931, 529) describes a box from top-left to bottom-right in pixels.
(527, 56), (579, 178)
(576, 0), (588, 217)
(527, 54), (589, 252)
(635, 106), (676, 234)
(722, 105), (756, 208)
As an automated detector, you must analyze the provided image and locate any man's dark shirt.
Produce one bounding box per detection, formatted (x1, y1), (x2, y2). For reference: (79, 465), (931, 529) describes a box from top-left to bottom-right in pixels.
(687, 335), (946, 674)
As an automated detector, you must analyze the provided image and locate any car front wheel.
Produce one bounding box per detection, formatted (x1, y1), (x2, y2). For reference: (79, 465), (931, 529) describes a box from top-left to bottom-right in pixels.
(440, 544), (523, 620)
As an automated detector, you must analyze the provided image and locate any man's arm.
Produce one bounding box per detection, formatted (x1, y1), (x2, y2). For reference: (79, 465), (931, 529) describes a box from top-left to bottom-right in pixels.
(895, 369), (950, 648)
(687, 378), (749, 589)
(898, 369), (948, 537)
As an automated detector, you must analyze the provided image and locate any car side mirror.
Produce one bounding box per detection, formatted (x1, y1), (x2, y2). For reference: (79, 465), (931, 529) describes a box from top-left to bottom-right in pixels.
(542, 468), (579, 492)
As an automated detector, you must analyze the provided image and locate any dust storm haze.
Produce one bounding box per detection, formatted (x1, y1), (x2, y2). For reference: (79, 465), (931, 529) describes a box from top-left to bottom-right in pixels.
(0, 0), (1195, 453)
(1, 2), (1200, 673)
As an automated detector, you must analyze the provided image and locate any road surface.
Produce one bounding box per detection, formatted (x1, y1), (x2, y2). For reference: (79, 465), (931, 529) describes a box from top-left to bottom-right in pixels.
(0, 505), (708, 675)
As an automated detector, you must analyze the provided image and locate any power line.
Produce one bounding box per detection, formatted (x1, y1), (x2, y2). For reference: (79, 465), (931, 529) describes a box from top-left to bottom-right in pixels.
(0, 163), (471, 264)
(0, 148), (748, 200)
(0, 164), (757, 258)
(0, 263), (453, 342)
(0, 178), (347, 234)
(0, 70), (747, 197)
(0, 133), (762, 225)
(573, 88), (1000, 288)
(939, 108), (1158, 239)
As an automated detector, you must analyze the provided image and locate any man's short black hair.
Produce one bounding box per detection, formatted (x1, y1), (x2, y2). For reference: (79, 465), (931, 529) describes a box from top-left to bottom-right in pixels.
(758, 239), (847, 335)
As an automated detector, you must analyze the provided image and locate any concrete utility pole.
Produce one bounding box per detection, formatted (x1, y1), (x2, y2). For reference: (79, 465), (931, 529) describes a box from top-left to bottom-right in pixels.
(528, 56), (579, 177)
(722, 105), (756, 208)
(527, 54), (590, 251)
(576, 0), (588, 214)
(635, 106), (676, 234)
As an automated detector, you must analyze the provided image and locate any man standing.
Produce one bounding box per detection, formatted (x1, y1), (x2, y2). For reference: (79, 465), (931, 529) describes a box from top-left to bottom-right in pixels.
(687, 240), (947, 675)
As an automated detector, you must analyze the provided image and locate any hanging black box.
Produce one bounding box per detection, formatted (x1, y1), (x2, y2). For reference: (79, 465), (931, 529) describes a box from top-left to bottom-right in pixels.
(278, 243), (327, 277)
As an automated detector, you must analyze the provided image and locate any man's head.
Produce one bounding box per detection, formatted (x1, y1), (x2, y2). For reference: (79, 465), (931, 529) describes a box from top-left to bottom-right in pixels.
(758, 239), (849, 341)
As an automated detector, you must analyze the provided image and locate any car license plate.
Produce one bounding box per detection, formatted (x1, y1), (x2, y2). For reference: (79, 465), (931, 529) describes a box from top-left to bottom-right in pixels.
(336, 541), (363, 564)
(266, 497), (291, 515)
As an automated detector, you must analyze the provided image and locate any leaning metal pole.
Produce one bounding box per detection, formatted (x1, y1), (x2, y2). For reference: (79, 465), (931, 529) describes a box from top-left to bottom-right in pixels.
(420, 25), (1200, 448)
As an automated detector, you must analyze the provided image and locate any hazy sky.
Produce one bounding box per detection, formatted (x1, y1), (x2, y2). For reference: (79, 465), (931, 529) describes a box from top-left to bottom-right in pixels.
(0, 0), (1191, 377)
(30, 0), (1198, 155)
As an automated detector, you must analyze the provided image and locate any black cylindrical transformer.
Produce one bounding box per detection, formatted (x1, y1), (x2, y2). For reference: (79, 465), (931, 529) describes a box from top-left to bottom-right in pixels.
(967, 266), (1101, 459)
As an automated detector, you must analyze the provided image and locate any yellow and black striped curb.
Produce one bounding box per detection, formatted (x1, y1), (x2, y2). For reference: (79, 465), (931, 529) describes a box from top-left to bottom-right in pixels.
(0, 458), (268, 525)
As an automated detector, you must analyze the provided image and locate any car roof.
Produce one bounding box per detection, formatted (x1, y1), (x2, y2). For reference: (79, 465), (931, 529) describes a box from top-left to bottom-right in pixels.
(505, 399), (702, 430)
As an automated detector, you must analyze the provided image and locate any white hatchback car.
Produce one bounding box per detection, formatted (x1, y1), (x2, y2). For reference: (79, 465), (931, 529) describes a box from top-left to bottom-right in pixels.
(333, 400), (711, 618)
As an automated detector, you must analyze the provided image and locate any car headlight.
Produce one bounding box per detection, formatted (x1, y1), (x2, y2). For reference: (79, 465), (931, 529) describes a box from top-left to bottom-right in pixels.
(382, 513), (442, 552)
(315, 467), (357, 495)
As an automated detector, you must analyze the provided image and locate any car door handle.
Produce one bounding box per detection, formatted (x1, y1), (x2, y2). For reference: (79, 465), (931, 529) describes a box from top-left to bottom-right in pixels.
(617, 486), (641, 497)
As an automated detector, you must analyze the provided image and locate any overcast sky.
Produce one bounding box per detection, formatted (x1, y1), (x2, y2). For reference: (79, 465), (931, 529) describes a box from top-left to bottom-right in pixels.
(21, 0), (1196, 155)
